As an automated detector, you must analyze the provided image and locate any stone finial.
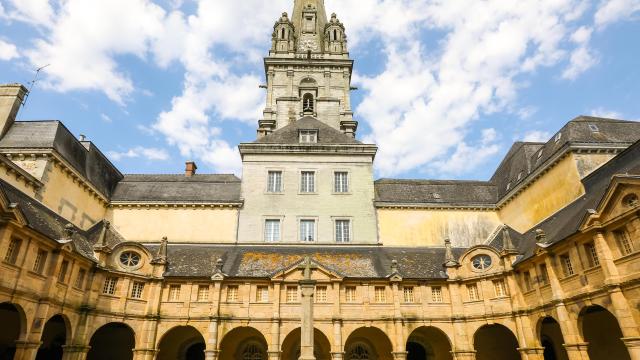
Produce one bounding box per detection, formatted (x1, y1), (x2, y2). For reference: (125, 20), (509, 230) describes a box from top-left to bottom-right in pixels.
(152, 236), (168, 264)
(215, 258), (224, 272)
(443, 238), (459, 268)
(211, 258), (226, 281)
(535, 229), (547, 244)
(390, 259), (398, 273)
(64, 223), (76, 239)
(501, 227), (517, 253)
(94, 220), (110, 251)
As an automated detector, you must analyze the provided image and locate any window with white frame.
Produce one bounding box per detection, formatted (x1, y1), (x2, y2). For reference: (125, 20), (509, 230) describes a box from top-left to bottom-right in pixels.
(300, 220), (315, 242)
(286, 286), (298, 303)
(335, 220), (350, 243)
(256, 286), (269, 302)
(4, 238), (21, 264)
(197, 285), (209, 302)
(560, 254), (574, 277)
(315, 286), (327, 303)
(300, 171), (315, 192)
(345, 286), (357, 302)
(374, 286), (386, 303)
(227, 285), (239, 302)
(431, 286), (443, 303)
(614, 229), (633, 255)
(74, 268), (86, 289)
(131, 282), (145, 299)
(169, 285), (181, 301)
(264, 219), (281, 242)
(32, 249), (47, 274)
(334, 172), (349, 193)
(103, 277), (118, 295)
(299, 130), (318, 143)
(403, 286), (414, 303)
(493, 279), (507, 297)
(585, 242), (600, 268)
(267, 171), (282, 192)
(467, 283), (480, 301)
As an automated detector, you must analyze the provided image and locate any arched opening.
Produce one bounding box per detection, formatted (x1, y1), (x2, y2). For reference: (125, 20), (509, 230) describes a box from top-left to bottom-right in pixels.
(86, 322), (135, 360)
(281, 28), (286, 40)
(157, 326), (206, 360)
(406, 326), (452, 360)
(0, 303), (24, 360)
(219, 327), (268, 360)
(281, 328), (331, 360)
(473, 324), (520, 360)
(35, 315), (68, 360)
(580, 305), (630, 360)
(538, 317), (568, 360)
(333, 29), (338, 41)
(302, 93), (314, 113)
(344, 327), (393, 360)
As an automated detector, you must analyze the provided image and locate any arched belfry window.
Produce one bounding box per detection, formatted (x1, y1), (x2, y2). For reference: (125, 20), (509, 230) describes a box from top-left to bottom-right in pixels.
(334, 29), (338, 40)
(281, 28), (286, 39)
(303, 93), (314, 113)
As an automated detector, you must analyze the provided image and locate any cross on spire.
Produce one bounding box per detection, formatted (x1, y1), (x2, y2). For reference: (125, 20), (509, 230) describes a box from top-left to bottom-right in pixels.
(297, 256), (318, 280)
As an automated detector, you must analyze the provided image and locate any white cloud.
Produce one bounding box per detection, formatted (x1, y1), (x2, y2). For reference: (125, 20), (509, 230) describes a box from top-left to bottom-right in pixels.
(595, 0), (640, 28)
(100, 113), (112, 123)
(431, 129), (500, 175)
(590, 107), (623, 119)
(562, 26), (598, 80)
(0, 39), (19, 60)
(108, 146), (169, 161)
(517, 106), (538, 120)
(4, 0), (55, 27)
(522, 130), (551, 142)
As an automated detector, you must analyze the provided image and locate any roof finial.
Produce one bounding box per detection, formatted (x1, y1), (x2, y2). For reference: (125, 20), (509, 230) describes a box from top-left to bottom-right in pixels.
(443, 238), (459, 267)
(64, 223), (76, 239)
(152, 236), (168, 264)
(502, 226), (517, 252)
(535, 229), (547, 244)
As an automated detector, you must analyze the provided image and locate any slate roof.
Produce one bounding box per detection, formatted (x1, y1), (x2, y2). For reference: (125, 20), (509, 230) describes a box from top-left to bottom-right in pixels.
(375, 179), (497, 206)
(143, 244), (466, 279)
(0, 121), (123, 198)
(111, 174), (242, 203)
(0, 179), (96, 260)
(86, 220), (126, 248)
(255, 117), (361, 144)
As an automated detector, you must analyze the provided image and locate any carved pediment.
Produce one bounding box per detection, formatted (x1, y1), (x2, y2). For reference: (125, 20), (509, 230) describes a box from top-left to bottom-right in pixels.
(580, 176), (640, 230)
(271, 257), (342, 282)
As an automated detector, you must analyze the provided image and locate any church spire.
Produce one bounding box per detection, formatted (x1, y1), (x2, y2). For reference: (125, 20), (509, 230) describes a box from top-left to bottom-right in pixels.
(291, 0), (328, 52)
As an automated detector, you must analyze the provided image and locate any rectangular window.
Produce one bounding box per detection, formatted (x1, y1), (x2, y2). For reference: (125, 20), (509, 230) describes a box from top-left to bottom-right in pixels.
(169, 285), (181, 301)
(102, 277), (117, 295)
(467, 283), (480, 301)
(614, 230), (633, 255)
(300, 171), (315, 193)
(334, 172), (349, 193)
(538, 264), (549, 285)
(431, 286), (443, 303)
(286, 286), (298, 303)
(32, 249), (47, 274)
(493, 279), (507, 297)
(315, 286), (327, 303)
(299, 130), (318, 143)
(58, 260), (69, 283)
(264, 219), (281, 242)
(267, 171), (282, 192)
(335, 220), (350, 243)
(403, 286), (415, 303)
(585, 242), (600, 268)
(131, 282), (145, 299)
(374, 286), (386, 303)
(74, 268), (86, 289)
(226, 285), (239, 302)
(256, 286), (269, 303)
(523, 271), (533, 291)
(300, 220), (315, 242)
(345, 286), (357, 302)
(4, 238), (21, 264)
(560, 254), (574, 277)
(197, 285), (209, 302)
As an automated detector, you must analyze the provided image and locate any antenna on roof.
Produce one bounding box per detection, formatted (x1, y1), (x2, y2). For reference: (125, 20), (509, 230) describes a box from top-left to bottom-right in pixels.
(21, 64), (50, 108)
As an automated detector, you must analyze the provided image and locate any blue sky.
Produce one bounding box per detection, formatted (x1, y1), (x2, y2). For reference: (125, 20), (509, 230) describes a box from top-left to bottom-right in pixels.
(1, 0), (639, 180)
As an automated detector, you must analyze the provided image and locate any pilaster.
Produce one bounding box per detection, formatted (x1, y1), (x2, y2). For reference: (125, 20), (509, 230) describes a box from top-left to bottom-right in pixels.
(61, 345), (90, 360)
(517, 346), (545, 360)
(132, 348), (156, 360)
(562, 342), (590, 360)
(13, 340), (41, 360)
(593, 230), (621, 283)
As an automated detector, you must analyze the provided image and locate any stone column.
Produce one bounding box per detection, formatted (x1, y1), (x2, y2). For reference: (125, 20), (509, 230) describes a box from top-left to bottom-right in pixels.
(392, 352), (407, 360)
(331, 318), (343, 360)
(61, 345), (90, 360)
(517, 347), (544, 360)
(205, 350), (220, 360)
(132, 348), (156, 360)
(205, 317), (220, 360)
(563, 343), (590, 360)
(299, 279), (316, 360)
(593, 230), (621, 283)
(622, 337), (640, 360)
(13, 341), (41, 360)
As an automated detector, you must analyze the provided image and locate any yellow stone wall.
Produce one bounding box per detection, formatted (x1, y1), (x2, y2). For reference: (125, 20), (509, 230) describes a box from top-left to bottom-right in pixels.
(377, 209), (501, 247)
(107, 207), (238, 243)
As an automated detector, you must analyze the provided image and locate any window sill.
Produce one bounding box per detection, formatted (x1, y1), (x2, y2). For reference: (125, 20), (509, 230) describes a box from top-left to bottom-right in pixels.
(127, 297), (146, 302)
(584, 266), (602, 275)
(265, 192), (284, 195)
(463, 300), (483, 304)
(614, 250), (640, 264)
(332, 192), (352, 195)
(559, 273), (579, 282)
(99, 293), (119, 299)
(1, 261), (20, 269)
(27, 270), (47, 280)
(298, 192), (318, 195)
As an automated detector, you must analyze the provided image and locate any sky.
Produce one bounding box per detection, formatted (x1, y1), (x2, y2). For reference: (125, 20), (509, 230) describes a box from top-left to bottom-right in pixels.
(1, 0), (639, 180)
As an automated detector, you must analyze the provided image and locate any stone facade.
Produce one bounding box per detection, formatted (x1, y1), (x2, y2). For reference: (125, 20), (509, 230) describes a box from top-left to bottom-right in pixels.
(1, 1), (640, 360)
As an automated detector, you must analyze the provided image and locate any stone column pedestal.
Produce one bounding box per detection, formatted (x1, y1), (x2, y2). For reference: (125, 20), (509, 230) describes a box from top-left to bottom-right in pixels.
(563, 343), (590, 360)
(517, 347), (545, 360)
(331, 351), (345, 360)
(13, 341), (42, 360)
(61, 345), (91, 360)
(132, 348), (157, 360)
(268, 350), (282, 360)
(450, 349), (476, 360)
(205, 349), (221, 360)
(622, 337), (640, 360)
(392, 351), (407, 360)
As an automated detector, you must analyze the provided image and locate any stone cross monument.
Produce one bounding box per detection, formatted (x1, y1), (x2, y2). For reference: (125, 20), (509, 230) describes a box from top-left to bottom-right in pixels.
(297, 257), (318, 360)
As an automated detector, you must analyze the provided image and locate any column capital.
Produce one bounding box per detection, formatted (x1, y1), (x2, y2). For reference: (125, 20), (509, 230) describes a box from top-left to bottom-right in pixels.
(563, 342), (589, 351)
(450, 349), (477, 360)
(132, 348), (157, 355)
(392, 351), (408, 360)
(518, 346), (545, 355)
(15, 340), (42, 349)
(62, 344), (91, 353)
(622, 337), (640, 347)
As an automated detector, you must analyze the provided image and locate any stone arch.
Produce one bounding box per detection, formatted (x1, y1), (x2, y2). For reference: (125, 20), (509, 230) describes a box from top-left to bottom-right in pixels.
(35, 314), (71, 360)
(344, 327), (393, 360)
(219, 326), (268, 360)
(0, 302), (27, 359)
(536, 316), (568, 360)
(406, 326), (453, 360)
(300, 77), (317, 86)
(579, 305), (630, 360)
(157, 325), (206, 360)
(86, 322), (136, 360)
(281, 327), (331, 360)
(473, 324), (520, 360)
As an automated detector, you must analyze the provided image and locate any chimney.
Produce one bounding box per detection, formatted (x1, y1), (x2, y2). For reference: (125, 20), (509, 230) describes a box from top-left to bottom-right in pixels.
(185, 161), (197, 177)
(0, 84), (28, 139)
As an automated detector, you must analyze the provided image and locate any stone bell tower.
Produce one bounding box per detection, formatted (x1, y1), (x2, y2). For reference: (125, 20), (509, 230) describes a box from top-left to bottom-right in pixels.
(258, 0), (357, 138)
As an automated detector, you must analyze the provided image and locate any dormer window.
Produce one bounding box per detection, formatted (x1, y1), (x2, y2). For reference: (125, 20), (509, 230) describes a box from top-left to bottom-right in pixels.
(299, 130), (318, 143)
